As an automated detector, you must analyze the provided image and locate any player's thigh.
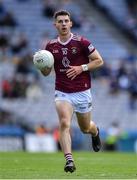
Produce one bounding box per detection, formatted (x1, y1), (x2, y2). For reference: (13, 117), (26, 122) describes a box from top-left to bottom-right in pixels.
(55, 100), (74, 126)
(76, 111), (92, 130)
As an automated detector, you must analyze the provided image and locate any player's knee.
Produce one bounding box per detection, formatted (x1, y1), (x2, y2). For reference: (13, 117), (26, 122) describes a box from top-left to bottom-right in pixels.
(60, 119), (70, 130)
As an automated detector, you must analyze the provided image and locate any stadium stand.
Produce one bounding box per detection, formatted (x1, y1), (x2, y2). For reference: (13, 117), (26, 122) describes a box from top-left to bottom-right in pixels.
(0, 0), (137, 144)
(89, 0), (137, 43)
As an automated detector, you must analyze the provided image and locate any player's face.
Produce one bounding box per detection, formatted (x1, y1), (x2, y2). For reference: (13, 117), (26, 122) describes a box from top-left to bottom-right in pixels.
(54, 15), (72, 36)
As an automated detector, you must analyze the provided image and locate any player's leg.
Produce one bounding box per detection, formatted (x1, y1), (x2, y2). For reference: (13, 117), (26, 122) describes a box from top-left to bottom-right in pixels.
(55, 100), (76, 172)
(76, 112), (101, 152)
(55, 100), (73, 154)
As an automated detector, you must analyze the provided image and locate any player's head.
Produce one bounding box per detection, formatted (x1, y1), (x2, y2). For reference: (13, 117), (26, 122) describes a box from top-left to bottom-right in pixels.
(53, 10), (72, 36)
(53, 10), (71, 20)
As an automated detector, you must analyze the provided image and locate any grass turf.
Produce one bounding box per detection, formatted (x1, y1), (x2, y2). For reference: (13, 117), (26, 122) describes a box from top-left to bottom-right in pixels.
(0, 151), (137, 179)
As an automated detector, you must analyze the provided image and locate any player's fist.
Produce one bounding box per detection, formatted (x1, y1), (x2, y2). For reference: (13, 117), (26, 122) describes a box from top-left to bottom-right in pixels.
(40, 67), (52, 76)
(66, 65), (83, 80)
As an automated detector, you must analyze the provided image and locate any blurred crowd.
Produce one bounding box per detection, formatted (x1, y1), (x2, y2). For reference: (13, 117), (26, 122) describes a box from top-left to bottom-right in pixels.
(90, 0), (137, 42)
(95, 57), (137, 110)
(0, 0), (137, 132)
(126, 0), (137, 33)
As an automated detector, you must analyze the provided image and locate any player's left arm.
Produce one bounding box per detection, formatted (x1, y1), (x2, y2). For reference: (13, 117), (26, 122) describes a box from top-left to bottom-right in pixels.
(87, 49), (104, 71)
(66, 49), (103, 80)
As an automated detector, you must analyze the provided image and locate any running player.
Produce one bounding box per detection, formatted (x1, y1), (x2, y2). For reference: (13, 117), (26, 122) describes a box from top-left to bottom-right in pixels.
(41, 10), (103, 173)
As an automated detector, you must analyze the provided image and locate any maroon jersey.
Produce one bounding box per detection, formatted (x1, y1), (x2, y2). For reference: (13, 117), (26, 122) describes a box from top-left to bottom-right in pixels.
(45, 33), (95, 93)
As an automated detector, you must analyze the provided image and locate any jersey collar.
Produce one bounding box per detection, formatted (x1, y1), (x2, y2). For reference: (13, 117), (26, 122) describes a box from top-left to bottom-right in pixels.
(58, 33), (73, 45)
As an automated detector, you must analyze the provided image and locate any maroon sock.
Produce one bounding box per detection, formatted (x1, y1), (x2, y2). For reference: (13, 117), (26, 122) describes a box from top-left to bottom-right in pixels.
(64, 153), (73, 162)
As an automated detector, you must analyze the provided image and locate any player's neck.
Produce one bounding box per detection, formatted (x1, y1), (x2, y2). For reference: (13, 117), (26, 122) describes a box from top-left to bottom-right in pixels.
(58, 33), (73, 43)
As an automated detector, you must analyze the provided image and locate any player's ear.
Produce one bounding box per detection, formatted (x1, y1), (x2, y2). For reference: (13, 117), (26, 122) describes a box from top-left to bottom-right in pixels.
(70, 21), (73, 27)
(53, 19), (57, 27)
(53, 22), (56, 27)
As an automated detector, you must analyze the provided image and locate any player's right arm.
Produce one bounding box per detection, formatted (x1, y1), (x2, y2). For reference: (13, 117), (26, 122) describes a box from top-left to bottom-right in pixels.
(40, 66), (52, 76)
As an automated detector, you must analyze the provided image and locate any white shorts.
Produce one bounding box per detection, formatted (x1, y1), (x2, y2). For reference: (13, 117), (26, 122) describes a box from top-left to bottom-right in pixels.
(55, 89), (92, 113)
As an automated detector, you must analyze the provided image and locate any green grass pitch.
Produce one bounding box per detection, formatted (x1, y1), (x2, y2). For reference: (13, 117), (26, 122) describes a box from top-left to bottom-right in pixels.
(0, 151), (137, 179)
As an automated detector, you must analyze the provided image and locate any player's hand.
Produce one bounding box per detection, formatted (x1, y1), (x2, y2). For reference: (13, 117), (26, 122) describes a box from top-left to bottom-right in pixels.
(66, 65), (83, 80)
(40, 66), (52, 76)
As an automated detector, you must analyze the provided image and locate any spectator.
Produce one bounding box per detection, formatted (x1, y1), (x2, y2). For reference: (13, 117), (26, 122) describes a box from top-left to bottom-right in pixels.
(0, 108), (12, 124)
(92, 61), (111, 80)
(10, 74), (28, 98)
(10, 32), (28, 55)
(126, 0), (137, 18)
(60, 0), (82, 28)
(15, 53), (33, 74)
(1, 79), (11, 98)
(15, 53), (39, 78)
(42, 0), (56, 18)
(109, 76), (119, 95)
(0, 32), (9, 61)
(104, 122), (121, 151)
(26, 77), (44, 100)
(0, 0), (6, 18)
(0, 11), (17, 27)
(0, 33), (9, 51)
(117, 61), (129, 90)
(36, 124), (51, 135)
(128, 73), (137, 110)
(16, 58), (30, 74)
(52, 126), (61, 151)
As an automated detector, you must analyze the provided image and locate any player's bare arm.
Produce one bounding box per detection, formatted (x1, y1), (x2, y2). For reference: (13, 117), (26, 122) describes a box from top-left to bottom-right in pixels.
(66, 65), (83, 80)
(66, 49), (103, 80)
(87, 49), (103, 70)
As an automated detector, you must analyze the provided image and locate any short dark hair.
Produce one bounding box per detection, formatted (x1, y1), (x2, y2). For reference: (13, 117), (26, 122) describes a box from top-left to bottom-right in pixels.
(53, 10), (71, 20)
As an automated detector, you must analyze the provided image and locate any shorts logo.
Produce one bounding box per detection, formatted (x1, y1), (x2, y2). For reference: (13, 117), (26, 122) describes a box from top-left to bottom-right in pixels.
(55, 93), (66, 98)
(79, 103), (92, 110)
(60, 93), (66, 97)
(79, 106), (86, 109)
(88, 103), (92, 108)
